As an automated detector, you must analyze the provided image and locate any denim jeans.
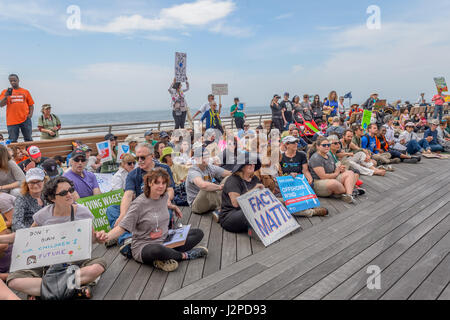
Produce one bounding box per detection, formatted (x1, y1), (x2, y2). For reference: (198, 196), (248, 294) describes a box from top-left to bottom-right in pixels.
(429, 143), (444, 152)
(433, 105), (443, 122)
(406, 139), (430, 154)
(7, 118), (33, 142)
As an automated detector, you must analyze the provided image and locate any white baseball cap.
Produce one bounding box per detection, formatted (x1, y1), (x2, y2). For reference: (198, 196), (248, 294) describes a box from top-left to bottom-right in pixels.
(25, 168), (46, 183)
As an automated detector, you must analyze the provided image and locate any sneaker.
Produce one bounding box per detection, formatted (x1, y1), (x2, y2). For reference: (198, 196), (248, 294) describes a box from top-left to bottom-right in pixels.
(412, 155), (421, 162)
(104, 238), (118, 248)
(342, 194), (355, 204)
(153, 259), (179, 272)
(185, 246), (209, 260)
(403, 157), (419, 164)
(353, 188), (366, 197)
(390, 158), (401, 164)
(211, 210), (221, 223)
(412, 152), (422, 157)
(384, 165), (394, 172)
(119, 238), (133, 259)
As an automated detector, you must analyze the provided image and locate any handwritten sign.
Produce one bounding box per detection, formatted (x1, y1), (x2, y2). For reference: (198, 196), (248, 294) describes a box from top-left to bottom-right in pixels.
(434, 77), (448, 92)
(212, 84), (228, 96)
(361, 110), (372, 131)
(94, 173), (114, 194)
(96, 140), (113, 164)
(10, 219), (92, 272)
(237, 188), (300, 247)
(77, 190), (124, 232)
(277, 175), (320, 214)
(175, 52), (187, 82)
(117, 143), (130, 163)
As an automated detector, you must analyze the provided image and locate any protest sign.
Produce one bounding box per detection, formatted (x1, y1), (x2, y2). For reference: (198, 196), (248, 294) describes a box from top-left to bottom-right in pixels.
(96, 140), (113, 164)
(237, 102), (245, 111)
(77, 189), (124, 232)
(361, 110), (372, 131)
(212, 84), (228, 96)
(164, 225), (191, 249)
(94, 173), (114, 193)
(10, 219), (92, 272)
(434, 77), (448, 92)
(175, 52), (187, 82)
(117, 143), (130, 163)
(237, 188), (300, 247)
(276, 175), (320, 214)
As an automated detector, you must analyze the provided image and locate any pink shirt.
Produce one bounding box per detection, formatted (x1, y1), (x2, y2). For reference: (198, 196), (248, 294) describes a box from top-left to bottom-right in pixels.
(432, 94), (445, 106)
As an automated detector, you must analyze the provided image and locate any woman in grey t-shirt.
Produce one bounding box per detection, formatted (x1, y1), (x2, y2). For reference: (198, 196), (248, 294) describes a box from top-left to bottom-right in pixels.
(98, 168), (208, 272)
(1, 176), (107, 299)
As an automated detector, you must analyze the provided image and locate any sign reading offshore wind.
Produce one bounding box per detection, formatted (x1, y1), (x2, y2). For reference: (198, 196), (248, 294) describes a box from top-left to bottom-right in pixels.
(10, 219), (92, 272)
(237, 188), (300, 247)
(277, 175), (320, 214)
(175, 52), (187, 82)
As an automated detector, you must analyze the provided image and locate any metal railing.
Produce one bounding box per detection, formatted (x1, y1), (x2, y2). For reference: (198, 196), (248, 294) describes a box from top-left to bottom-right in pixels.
(0, 113), (273, 140)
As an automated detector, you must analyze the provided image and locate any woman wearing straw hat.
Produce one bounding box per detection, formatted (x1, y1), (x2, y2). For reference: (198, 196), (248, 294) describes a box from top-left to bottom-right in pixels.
(37, 104), (61, 140)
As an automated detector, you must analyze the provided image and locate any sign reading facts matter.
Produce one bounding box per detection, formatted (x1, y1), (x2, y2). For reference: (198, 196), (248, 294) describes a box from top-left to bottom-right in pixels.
(212, 84), (229, 96)
(237, 188), (300, 247)
(10, 219), (92, 272)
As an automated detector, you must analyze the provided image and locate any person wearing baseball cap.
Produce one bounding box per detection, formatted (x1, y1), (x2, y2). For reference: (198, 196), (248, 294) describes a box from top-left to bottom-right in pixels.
(100, 133), (119, 174)
(398, 122), (432, 156)
(144, 130), (158, 146)
(159, 131), (174, 148)
(17, 146), (49, 173)
(42, 158), (61, 178)
(124, 135), (138, 157)
(63, 149), (101, 200)
(424, 119), (445, 152)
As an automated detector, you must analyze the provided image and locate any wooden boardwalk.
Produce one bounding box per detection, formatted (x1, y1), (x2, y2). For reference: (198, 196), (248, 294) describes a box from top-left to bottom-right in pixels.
(91, 158), (450, 300)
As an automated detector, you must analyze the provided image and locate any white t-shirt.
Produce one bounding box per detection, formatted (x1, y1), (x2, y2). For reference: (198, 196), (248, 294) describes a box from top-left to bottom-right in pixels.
(198, 102), (210, 114)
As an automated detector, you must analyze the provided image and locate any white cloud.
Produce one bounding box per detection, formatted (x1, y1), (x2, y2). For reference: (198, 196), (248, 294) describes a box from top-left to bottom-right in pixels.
(210, 21), (254, 38)
(292, 65), (304, 73)
(275, 13), (293, 20)
(82, 0), (236, 34)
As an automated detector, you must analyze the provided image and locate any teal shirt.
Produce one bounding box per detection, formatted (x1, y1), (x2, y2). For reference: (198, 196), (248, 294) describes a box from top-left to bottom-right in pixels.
(230, 105), (244, 118)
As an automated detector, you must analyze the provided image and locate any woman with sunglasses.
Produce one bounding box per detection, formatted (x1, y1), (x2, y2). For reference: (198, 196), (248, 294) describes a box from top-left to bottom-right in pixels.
(97, 168), (207, 272)
(1, 176), (107, 299)
(111, 154), (136, 191)
(311, 95), (323, 123)
(308, 136), (357, 203)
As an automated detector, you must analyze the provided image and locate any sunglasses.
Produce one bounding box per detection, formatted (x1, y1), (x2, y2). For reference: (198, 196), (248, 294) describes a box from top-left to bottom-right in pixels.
(320, 144), (331, 148)
(56, 187), (75, 197)
(73, 158), (86, 163)
(126, 162), (136, 166)
(331, 142), (341, 145)
(137, 155), (151, 161)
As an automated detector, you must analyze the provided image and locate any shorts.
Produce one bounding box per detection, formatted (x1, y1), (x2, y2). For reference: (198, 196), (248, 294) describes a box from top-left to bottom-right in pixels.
(6, 257), (107, 285)
(312, 175), (343, 197)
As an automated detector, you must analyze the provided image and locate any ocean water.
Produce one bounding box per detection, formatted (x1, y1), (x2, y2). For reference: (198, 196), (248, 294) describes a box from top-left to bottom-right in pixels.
(0, 106), (271, 131)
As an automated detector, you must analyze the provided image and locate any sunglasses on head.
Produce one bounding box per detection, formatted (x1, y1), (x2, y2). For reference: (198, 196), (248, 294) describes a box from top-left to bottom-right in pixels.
(73, 157), (86, 163)
(321, 144), (331, 148)
(56, 187), (75, 197)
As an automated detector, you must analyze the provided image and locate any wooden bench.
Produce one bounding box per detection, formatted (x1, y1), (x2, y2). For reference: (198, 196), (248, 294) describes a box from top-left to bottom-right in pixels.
(10, 134), (130, 159)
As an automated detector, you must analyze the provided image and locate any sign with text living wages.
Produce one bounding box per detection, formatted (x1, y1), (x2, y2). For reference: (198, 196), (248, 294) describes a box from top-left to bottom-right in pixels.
(77, 190), (124, 232)
(212, 84), (228, 96)
(277, 175), (320, 214)
(237, 188), (300, 247)
(10, 219), (92, 272)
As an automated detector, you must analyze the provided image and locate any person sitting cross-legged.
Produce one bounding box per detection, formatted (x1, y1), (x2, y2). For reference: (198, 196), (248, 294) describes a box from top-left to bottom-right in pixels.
(398, 122), (432, 156)
(97, 169), (208, 272)
(424, 119), (445, 153)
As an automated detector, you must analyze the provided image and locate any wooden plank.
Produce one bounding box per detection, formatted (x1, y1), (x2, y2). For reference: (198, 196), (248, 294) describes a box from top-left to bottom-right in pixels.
(236, 232), (252, 261)
(104, 259), (141, 300)
(438, 284), (450, 300)
(202, 221), (223, 277)
(221, 230), (237, 268)
(188, 263), (268, 300)
(161, 170), (442, 299)
(139, 269), (169, 300)
(409, 253), (450, 300)
(296, 193), (450, 300)
(122, 264), (154, 300)
(251, 237), (265, 254)
(351, 209), (450, 300)
(93, 253), (129, 300)
(381, 232), (450, 300)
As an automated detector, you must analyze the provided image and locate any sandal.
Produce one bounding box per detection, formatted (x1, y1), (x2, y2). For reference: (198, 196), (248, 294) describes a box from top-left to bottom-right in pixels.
(153, 259), (179, 272)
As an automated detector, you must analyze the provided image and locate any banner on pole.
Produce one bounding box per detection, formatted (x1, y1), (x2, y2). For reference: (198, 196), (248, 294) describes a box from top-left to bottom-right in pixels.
(10, 219), (92, 272)
(276, 175), (320, 214)
(212, 84), (228, 96)
(175, 52), (187, 82)
(77, 189), (124, 232)
(237, 188), (300, 247)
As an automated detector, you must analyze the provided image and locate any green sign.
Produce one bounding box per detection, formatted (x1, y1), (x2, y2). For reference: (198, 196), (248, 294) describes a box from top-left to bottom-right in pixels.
(77, 189), (124, 232)
(361, 110), (372, 131)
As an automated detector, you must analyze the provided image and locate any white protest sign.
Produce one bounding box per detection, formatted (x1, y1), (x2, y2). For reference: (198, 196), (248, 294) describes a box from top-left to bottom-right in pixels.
(237, 188), (300, 247)
(212, 84), (229, 96)
(117, 143), (130, 163)
(10, 219), (92, 272)
(94, 173), (114, 194)
(96, 140), (113, 164)
(175, 52), (187, 82)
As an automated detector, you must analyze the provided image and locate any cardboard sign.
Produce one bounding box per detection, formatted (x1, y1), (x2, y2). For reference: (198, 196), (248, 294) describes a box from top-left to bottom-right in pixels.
(94, 173), (114, 194)
(117, 143), (130, 163)
(175, 52), (187, 82)
(237, 188), (300, 247)
(77, 189), (124, 232)
(361, 110), (372, 131)
(164, 225), (191, 249)
(434, 77), (448, 92)
(276, 175), (320, 214)
(96, 140), (113, 164)
(10, 219), (92, 272)
(212, 84), (229, 96)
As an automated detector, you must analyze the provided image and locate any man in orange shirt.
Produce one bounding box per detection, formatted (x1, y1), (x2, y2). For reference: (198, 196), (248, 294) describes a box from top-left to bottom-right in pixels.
(0, 74), (35, 143)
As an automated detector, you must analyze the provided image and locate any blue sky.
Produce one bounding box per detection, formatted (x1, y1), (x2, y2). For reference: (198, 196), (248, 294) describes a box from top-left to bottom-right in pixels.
(0, 0), (449, 114)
